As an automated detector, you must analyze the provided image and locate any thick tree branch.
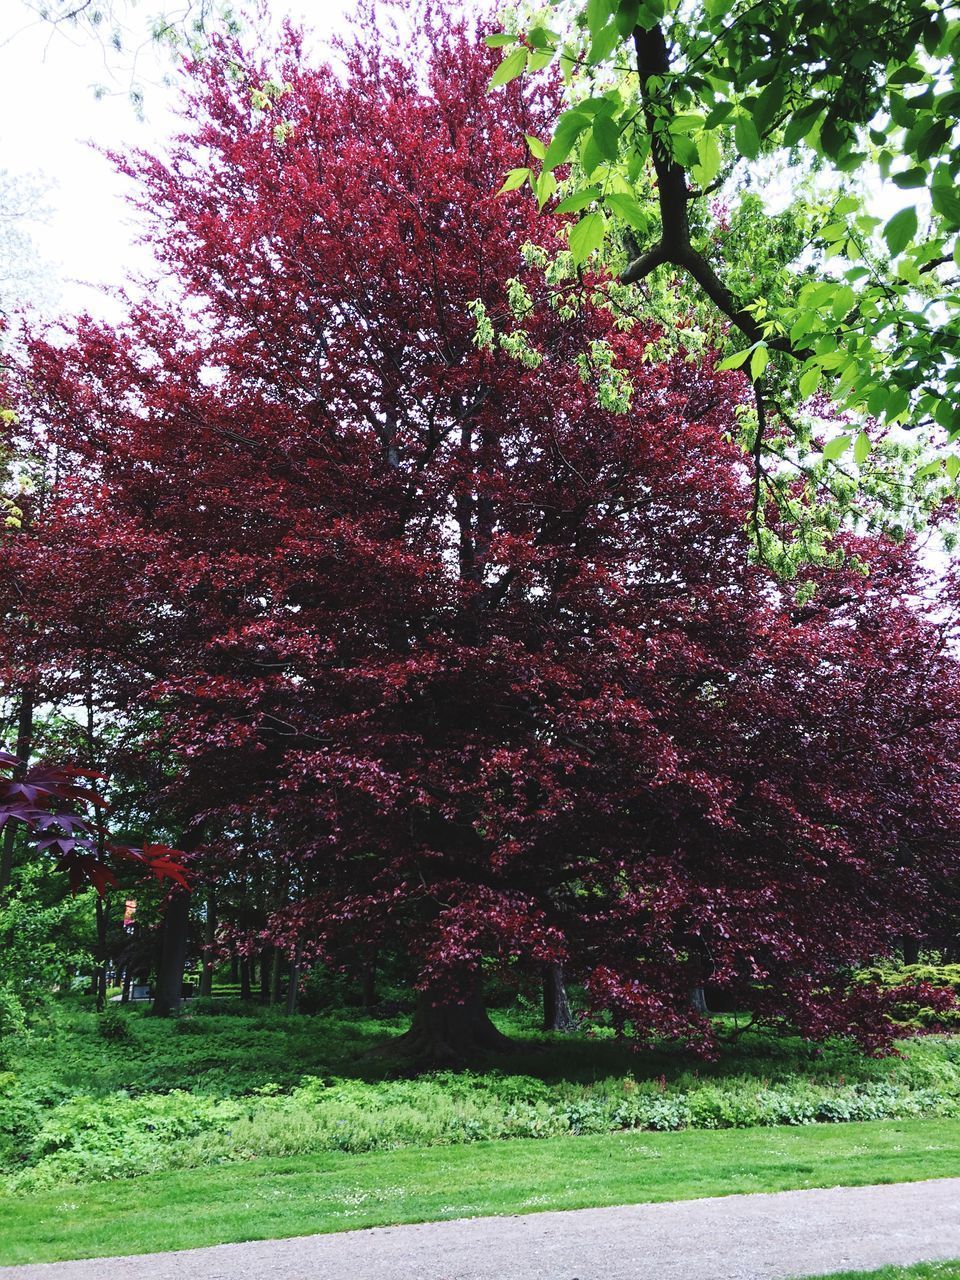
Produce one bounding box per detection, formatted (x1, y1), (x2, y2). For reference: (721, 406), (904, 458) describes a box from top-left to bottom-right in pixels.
(623, 22), (807, 361)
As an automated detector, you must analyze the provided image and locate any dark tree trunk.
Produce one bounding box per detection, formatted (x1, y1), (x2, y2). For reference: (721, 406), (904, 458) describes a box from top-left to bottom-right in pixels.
(0, 687), (34, 891)
(198, 894), (216, 998)
(360, 953), (377, 1009)
(390, 992), (514, 1066)
(690, 984), (709, 1015)
(542, 962), (575, 1032)
(151, 889), (191, 1016)
(239, 956), (252, 1001)
(269, 947), (283, 1006)
(93, 897), (109, 1012)
(286, 944), (301, 1016)
(902, 936), (921, 965)
(230, 950), (239, 983)
(259, 949), (271, 1004)
(120, 970), (131, 1004)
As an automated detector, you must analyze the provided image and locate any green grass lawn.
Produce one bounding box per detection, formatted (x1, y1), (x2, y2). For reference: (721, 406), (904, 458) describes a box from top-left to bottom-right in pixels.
(3, 1117), (960, 1265)
(798, 1267), (960, 1279)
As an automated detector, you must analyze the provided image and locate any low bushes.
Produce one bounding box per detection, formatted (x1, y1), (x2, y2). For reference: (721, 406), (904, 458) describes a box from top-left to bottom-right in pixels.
(857, 963), (960, 1028)
(6, 1042), (960, 1192)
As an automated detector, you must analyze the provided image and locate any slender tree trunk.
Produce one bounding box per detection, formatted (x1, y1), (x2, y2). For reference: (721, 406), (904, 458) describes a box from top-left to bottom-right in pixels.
(390, 991), (514, 1065)
(0, 687), (34, 891)
(269, 947), (283, 1006)
(121, 970), (131, 1004)
(230, 950), (239, 983)
(94, 897), (109, 1012)
(260, 949), (271, 1004)
(240, 956), (252, 1001)
(360, 952), (377, 1009)
(286, 943), (301, 1016)
(198, 894), (216, 998)
(542, 962), (575, 1032)
(151, 889), (191, 1016)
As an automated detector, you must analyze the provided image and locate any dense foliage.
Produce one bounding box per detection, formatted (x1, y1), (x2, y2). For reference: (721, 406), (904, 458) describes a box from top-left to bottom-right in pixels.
(1, 4), (959, 1061)
(5, 1002), (960, 1192)
(490, 0), (960, 451)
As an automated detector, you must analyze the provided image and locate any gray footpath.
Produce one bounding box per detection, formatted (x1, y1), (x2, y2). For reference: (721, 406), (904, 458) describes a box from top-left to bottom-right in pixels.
(5, 1177), (960, 1280)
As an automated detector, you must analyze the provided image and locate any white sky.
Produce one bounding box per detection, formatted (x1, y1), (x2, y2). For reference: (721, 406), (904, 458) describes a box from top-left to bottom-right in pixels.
(0, 0), (355, 321)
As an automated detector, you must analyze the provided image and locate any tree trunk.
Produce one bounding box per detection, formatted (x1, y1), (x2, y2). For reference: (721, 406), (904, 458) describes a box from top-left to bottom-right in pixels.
(0, 687), (34, 891)
(198, 894), (216, 998)
(286, 943), (301, 1016)
(360, 953), (377, 1009)
(390, 992), (514, 1066)
(902, 936), (921, 965)
(269, 947), (283, 1006)
(690, 984), (709, 1015)
(542, 962), (575, 1032)
(120, 970), (131, 1004)
(239, 956), (252, 1001)
(259, 949), (271, 1004)
(93, 897), (109, 1012)
(230, 950), (239, 983)
(151, 889), (191, 1016)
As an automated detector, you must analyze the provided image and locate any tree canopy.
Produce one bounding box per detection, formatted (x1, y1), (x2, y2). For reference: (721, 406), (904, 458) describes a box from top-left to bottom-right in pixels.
(487, 0), (960, 521)
(5, 5), (960, 1056)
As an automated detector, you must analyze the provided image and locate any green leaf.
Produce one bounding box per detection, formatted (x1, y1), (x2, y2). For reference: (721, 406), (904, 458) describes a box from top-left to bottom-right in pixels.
(490, 46), (527, 89)
(752, 82), (781, 138)
(716, 347), (752, 371)
(892, 167), (928, 188)
(484, 33), (515, 48)
(853, 431), (871, 464)
(569, 212), (606, 267)
(615, 0), (640, 37)
(535, 170), (558, 209)
(750, 345), (769, 381)
(931, 174), (960, 227)
(588, 20), (622, 64)
(783, 102), (822, 147)
(554, 186), (602, 214)
(525, 135), (546, 161)
(586, 0), (614, 36)
(605, 192), (647, 230)
(798, 364), (821, 398)
(580, 132), (605, 177)
(822, 433), (852, 461)
(734, 113), (761, 160)
(690, 130), (722, 189)
(498, 167), (530, 194)
(884, 205), (918, 256)
(543, 111), (591, 171)
(591, 113), (621, 161)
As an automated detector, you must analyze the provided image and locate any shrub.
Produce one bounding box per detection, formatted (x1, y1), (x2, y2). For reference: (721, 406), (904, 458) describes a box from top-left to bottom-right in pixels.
(96, 1009), (132, 1043)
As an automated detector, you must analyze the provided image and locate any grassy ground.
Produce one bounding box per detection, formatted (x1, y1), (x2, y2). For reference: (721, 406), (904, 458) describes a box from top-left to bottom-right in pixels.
(797, 1267), (960, 1279)
(5, 1001), (960, 1193)
(4, 1117), (960, 1265)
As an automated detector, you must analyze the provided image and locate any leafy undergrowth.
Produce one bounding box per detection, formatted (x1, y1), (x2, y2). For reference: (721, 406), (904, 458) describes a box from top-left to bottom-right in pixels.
(3, 1001), (960, 1192)
(5, 1119), (960, 1265)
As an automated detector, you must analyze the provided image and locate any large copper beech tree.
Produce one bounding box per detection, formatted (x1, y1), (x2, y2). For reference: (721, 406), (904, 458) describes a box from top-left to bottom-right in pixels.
(7, 5), (960, 1059)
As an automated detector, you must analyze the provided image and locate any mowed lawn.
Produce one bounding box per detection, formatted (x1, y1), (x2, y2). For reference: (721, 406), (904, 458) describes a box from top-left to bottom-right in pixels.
(799, 1267), (960, 1280)
(4, 1117), (960, 1265)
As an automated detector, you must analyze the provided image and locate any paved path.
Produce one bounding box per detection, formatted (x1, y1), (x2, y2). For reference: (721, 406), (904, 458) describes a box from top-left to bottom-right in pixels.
(6, 1178), (960, 1280)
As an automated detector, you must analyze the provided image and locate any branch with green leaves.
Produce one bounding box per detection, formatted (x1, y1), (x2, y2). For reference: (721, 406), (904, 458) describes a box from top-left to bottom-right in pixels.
(488, 0), (960, 479)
